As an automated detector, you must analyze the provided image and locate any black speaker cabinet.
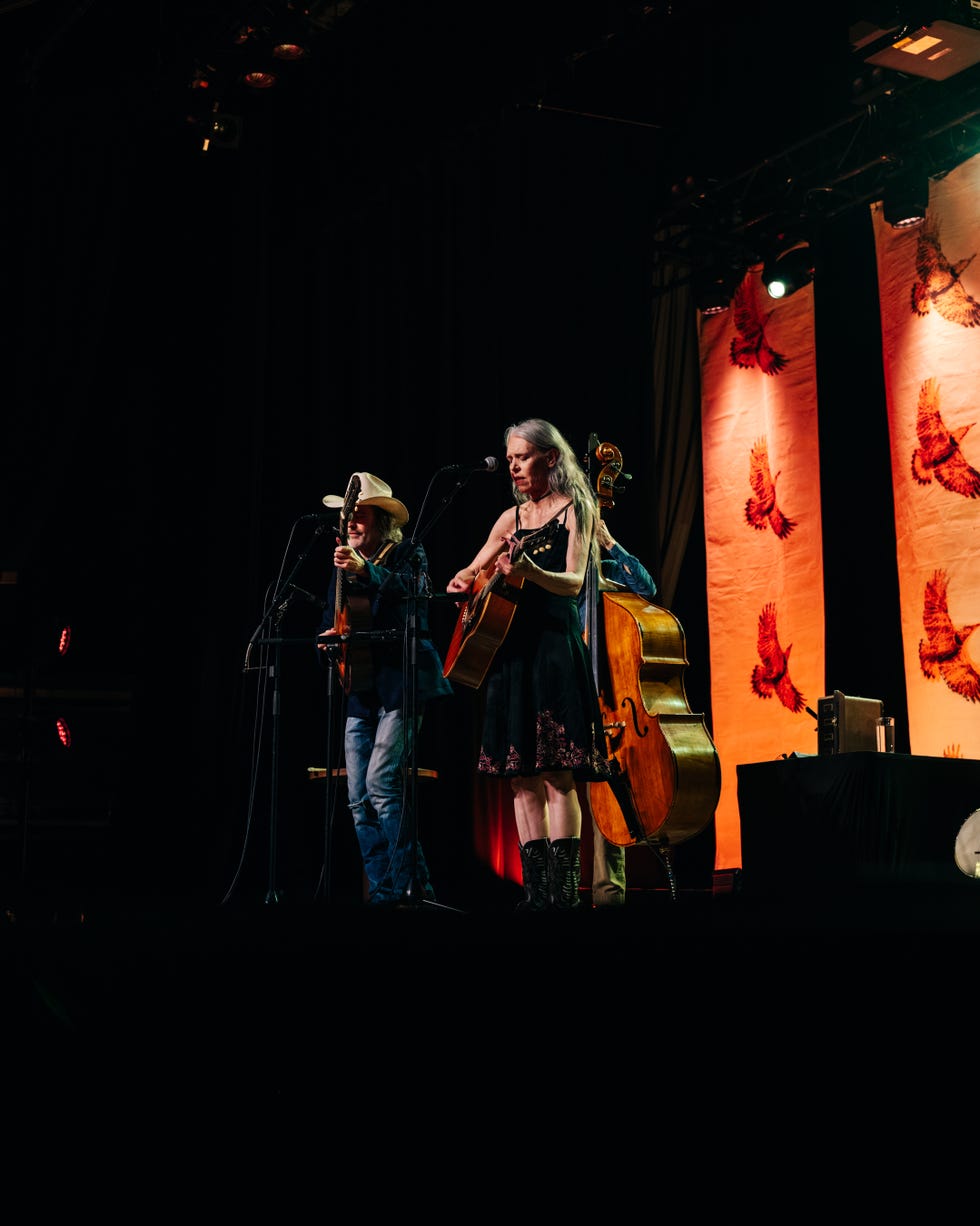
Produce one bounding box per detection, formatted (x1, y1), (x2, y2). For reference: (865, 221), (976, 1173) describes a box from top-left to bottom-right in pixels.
(816, 690), (883, 754)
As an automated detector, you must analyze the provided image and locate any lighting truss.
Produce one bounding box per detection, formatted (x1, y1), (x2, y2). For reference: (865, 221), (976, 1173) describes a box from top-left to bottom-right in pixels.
(650, 52), (980, 293)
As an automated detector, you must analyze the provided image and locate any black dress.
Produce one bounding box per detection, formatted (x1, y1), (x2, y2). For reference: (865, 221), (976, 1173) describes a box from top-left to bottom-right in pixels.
(477, 502), (611, 781)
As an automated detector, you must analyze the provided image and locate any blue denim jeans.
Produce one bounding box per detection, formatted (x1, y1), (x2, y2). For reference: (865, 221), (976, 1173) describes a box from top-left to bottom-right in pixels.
(344, 706), (434, 904)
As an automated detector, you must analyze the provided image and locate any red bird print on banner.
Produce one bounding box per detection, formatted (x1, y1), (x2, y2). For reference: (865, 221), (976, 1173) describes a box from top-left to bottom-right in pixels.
(745, 437), (797, 537)
(911, 218), (980, 327)
(750, 602), (806, 713)
(911, 377), (980, 498)
(918, 569), (980, 703)
(729, 279), (788, 374)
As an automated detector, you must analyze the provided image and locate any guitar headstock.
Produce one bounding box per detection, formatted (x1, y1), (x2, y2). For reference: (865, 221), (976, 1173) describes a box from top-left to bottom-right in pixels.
(339, 473), (361, 540)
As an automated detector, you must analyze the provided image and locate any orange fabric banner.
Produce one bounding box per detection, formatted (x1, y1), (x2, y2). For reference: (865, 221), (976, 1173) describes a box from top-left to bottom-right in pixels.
(871, 154), (980, 760)
(699, 270), (826, 869)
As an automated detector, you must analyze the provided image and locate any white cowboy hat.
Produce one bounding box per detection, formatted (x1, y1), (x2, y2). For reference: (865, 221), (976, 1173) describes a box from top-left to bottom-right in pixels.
(322, 471), (410, 526)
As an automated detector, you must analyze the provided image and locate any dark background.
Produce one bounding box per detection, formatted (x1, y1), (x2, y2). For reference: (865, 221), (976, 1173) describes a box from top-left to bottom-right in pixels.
(3, 1), (977, 905)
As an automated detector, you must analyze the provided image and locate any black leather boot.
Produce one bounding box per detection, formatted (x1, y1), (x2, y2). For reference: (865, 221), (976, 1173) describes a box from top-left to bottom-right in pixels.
(548, 837), (582, 910)
(516, 838), (550, 912)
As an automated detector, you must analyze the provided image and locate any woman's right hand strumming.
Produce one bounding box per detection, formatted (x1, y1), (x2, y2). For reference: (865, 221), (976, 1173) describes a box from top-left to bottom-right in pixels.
(447, 569), (476, 595)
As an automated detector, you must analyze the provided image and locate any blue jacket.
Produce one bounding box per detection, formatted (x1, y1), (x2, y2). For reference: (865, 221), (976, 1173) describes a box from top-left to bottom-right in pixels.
(599, 542), (657, 602)
(578, 542), (658, 632)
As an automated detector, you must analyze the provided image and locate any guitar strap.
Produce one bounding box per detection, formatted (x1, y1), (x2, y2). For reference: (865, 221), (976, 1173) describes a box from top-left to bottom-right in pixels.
(371, 541), (396, 568)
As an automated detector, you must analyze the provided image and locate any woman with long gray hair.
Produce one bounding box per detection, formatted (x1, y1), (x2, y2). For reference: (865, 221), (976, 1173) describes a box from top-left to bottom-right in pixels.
(447, 418), (610, 910)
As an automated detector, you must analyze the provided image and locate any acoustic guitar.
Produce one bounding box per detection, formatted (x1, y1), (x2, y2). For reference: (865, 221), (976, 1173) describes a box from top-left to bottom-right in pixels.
(333, 474), (374, 694)
(443, 540), (526, 689)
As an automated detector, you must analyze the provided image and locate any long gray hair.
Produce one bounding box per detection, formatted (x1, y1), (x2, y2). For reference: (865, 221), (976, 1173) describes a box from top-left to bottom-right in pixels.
(504, 418), (599, 571)
(372, 507), (403, 545)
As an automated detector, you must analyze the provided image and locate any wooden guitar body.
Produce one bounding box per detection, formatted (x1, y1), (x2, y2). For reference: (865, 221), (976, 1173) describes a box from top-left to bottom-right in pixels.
(335, 589), (373, 694)
(443, 564), (525, 689)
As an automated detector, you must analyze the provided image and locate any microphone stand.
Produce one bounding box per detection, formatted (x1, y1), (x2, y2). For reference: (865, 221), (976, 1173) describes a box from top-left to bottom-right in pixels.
(399, 563), (463, 913)
(315, 635), (343, 904)
(243, 520), (330, 905)
(265, 598), (288, 905)
(399, 467), (489, 912)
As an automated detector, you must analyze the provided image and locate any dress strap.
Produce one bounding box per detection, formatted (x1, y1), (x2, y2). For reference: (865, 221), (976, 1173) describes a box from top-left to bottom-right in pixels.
(516, 499), (572, 530)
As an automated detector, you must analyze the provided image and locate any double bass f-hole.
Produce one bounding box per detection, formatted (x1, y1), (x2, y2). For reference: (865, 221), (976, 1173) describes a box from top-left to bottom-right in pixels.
(620, 694), (647, 738)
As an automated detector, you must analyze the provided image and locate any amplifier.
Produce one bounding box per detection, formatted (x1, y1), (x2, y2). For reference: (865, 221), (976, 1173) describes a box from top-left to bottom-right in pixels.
(816, 690), (883, 754)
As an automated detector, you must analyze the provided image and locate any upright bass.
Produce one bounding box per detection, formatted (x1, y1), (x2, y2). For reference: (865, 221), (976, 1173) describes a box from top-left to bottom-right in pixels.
(584, 439), (721, 861)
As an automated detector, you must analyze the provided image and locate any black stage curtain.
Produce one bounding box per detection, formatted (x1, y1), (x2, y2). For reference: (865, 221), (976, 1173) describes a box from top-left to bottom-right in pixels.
(5, 29), (905, 903)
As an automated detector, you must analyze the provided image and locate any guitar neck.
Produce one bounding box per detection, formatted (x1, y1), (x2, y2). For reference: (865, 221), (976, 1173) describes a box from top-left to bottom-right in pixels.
(333, 544), (346, 630)
(333, 474), (362, 632)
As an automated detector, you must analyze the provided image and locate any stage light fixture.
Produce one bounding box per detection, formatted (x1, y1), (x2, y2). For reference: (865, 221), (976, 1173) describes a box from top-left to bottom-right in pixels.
(243, 68), (278, 89)
(201, 105), (243, 152)
(694, 264), (744, 316)
(856, 17), (980, 82)
(762, 240), (815, 300)
(273, 41), (307, 60)
(273, 1), (315, 59)
(882, 169), (929, 228)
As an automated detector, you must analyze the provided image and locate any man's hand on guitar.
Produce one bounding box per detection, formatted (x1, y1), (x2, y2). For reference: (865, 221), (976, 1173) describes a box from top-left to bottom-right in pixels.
(334, 544), (366, 576)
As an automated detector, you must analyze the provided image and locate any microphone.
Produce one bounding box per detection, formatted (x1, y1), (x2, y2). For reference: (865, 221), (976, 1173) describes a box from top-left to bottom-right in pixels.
(299, 512), (336, 521)
(444, 456), (499, 474)
(286, 584), (326, 609)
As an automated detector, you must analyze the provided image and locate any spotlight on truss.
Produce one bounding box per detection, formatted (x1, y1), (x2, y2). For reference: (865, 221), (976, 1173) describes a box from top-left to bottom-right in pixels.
(762, 239), (815, 300)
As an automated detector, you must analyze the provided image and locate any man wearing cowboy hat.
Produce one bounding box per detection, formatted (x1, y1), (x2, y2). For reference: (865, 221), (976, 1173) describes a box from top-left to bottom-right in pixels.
(317, 472), (453, 907)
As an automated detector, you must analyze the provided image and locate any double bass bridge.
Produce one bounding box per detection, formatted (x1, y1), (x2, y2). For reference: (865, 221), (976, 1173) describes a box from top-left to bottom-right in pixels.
(601, 695), (647, 750)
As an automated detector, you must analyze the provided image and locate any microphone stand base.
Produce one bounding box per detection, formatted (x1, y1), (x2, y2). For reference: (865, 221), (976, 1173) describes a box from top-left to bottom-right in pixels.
(397, 898), (466, 913)
(400, 880), (466, 913)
